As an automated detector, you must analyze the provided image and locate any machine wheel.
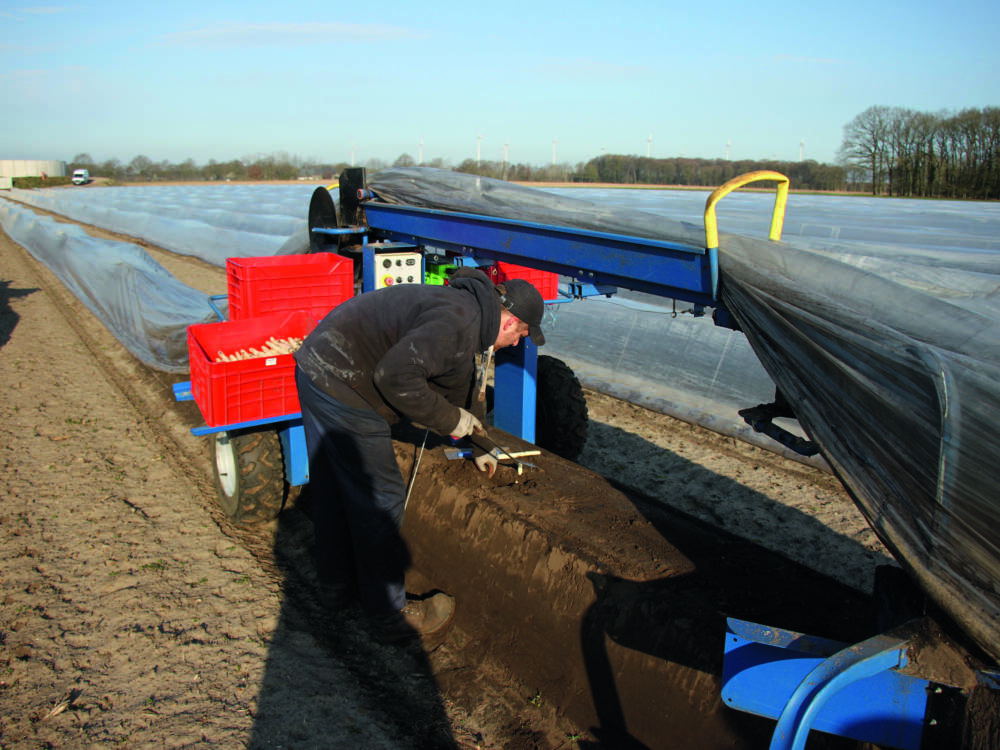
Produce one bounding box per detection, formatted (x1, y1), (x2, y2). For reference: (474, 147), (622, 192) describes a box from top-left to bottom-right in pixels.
(212, 429), (290, 524)
(308, 186), (340, 253)
(535, 355), (589, 461)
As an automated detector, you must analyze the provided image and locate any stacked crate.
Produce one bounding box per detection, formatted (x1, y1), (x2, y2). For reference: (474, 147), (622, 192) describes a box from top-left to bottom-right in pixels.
(187, 311), (317, 426)
(488, 261), (559, 301)
(226, 253), (354, 321)
(187, 253), (354, 426)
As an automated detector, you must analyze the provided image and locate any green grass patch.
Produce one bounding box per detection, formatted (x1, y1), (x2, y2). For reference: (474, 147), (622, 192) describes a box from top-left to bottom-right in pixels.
(11, 176), (74, 189)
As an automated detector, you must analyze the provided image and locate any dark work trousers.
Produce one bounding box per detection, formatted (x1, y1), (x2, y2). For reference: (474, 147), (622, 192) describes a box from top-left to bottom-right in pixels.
(295, 366), (409, 617)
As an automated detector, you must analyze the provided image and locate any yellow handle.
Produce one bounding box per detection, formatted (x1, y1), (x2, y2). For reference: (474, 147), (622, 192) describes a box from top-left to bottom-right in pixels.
(704, 170), (789, 249)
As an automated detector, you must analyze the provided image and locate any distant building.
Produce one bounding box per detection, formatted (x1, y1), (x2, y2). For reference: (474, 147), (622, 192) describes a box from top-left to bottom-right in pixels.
(0, 159), (68, 178)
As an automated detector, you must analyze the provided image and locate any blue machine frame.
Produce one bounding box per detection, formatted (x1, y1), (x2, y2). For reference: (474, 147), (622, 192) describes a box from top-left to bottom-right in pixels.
(174, 204), (720, 495)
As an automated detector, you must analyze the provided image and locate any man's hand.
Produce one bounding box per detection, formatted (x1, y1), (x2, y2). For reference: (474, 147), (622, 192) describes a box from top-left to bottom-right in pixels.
(450, 408), (483, 439)
(474, 451), (498, 477)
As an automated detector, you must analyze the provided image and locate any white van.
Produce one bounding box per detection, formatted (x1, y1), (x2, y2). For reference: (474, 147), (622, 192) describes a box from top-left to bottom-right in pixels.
(71, 169), (90, 185)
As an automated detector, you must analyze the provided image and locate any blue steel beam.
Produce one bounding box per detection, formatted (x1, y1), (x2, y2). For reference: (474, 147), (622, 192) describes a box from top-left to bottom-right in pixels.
(770, 634), (917, 750)
(494, 338), (538, 442)
(360, 202), (719, 307)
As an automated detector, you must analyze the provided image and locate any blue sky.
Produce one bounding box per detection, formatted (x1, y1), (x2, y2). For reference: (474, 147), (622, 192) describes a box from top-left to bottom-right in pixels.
(2, 0), (998, 169)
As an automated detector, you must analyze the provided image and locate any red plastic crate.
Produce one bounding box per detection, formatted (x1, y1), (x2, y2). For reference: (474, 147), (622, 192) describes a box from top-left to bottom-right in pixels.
(489, 261), (559, 301)
(187, 311), (317, 427)
(227, 253), (354, 321)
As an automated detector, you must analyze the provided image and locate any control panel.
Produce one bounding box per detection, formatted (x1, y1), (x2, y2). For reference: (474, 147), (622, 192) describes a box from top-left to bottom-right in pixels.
(374, 252), (423, 289)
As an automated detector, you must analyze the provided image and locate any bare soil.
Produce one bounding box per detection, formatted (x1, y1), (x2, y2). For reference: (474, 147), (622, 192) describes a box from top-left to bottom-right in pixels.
(0, 204), (893, 748)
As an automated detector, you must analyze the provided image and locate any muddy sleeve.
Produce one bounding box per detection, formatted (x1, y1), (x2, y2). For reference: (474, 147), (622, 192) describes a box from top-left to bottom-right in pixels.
(372, 322), (469, 436)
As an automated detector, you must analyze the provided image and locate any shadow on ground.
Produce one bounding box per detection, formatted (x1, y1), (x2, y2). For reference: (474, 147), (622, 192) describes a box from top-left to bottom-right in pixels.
(579, 416), (894, 593)
(230, 402), (899, 748)
(243, 484), (458, 748)
(570, 422), (902, 748)
(0, 279), (39, 349)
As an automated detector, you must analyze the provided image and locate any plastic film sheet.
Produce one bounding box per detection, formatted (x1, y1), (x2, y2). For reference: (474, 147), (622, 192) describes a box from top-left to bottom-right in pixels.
(5, 184), (315, 265)
(0, 199), (219, 372)
(369, 168), (709, 246)
(720, 234), (1000, 663)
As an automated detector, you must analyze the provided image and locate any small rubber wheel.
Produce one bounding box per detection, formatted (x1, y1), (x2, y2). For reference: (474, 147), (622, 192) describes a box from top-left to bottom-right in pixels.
(212, 429), (291, 524)
(535, 355), (589, 460)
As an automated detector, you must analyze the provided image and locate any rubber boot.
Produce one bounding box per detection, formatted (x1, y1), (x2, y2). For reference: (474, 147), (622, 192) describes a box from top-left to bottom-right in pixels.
(371, 592), (456, 645)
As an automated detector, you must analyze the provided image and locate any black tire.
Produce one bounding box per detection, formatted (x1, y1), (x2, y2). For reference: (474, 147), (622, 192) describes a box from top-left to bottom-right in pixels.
(212, 429), (291, 524)
(535, 355), (589, 460)
(308, 186), (340, 254)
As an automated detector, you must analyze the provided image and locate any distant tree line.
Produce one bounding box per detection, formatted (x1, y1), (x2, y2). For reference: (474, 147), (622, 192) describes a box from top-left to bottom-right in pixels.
(66, 151), (351, 184)
(66, 106), (999, 199)
(69, 150), (849, 192)
(453, 155), (847, 192)
(838, 105), (1000, 199)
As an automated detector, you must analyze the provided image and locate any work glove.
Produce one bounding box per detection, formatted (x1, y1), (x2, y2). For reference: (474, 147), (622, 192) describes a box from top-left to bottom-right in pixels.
(450, 408), (484, 439)
(474, 451), (498, 477)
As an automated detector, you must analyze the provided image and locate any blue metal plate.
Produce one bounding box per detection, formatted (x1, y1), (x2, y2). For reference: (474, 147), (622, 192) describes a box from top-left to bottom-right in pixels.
(723, 618), (929, 749)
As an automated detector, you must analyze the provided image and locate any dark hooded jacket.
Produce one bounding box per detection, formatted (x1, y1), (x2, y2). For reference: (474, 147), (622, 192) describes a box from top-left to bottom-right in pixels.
(294, 268), (499, 437)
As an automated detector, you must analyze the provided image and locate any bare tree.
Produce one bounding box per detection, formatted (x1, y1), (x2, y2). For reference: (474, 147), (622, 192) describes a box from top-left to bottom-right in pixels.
(839, 105), (892, 195)
(982, 107), (1000, 200)
(70, 153), (95, 170)
(128, 155), (154, 181)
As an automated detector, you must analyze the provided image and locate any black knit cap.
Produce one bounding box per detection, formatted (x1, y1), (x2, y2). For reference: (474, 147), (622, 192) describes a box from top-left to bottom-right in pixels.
(497, 279), (546, 346)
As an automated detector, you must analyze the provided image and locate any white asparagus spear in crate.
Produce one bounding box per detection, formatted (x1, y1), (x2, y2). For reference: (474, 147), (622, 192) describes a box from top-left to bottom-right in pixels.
(214, 336), (303, 363)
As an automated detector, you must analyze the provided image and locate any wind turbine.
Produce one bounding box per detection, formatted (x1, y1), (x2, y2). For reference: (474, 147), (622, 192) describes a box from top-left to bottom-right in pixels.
(477, 134), (483, 166)
(418, 135), (424, 165)
(726, 140), (732, 160)
(647, 133), (652, 158)
(799, 138), (806, 161)
(552, 138), (558, 165)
